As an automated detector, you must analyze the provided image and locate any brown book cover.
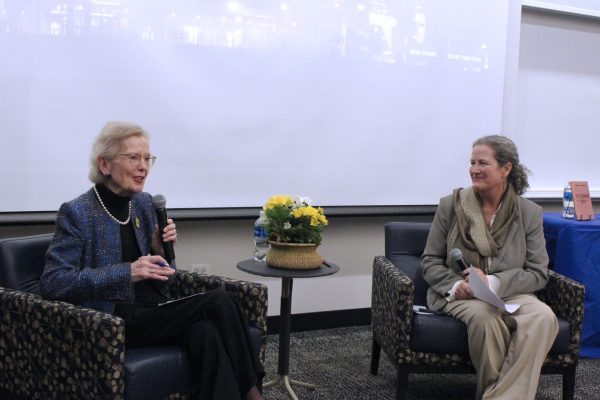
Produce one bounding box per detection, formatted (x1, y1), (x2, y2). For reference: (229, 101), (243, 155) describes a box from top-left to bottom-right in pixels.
(570, 181), (595, 221)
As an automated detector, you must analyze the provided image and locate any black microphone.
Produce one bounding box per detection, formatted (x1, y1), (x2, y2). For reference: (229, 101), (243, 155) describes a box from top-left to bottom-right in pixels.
(450, 248), (470, 271)
(152, 194), (175, 265)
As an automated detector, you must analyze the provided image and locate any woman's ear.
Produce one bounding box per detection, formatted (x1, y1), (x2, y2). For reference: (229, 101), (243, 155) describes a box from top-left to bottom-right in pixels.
(502, 162), (513, 178)
(98, 156), (110, 176)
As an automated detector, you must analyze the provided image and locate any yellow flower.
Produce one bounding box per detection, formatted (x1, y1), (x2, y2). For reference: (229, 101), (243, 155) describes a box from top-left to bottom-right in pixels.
(264, 194), (294, 210)
(292, 206), (328, 226)
(317, 207), (328, 225)
(263, 194), (327, 244)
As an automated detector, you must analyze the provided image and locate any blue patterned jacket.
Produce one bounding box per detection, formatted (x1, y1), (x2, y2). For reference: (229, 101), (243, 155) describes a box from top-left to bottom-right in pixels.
(41, 188), (162, 313)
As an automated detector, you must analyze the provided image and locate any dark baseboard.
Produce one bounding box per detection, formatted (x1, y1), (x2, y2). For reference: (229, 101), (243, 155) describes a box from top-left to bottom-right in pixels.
(266, 307), (371, 335)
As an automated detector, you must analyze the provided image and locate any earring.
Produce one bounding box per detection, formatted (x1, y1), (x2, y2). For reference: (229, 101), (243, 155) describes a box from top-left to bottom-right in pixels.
(105, 173), (112, 179)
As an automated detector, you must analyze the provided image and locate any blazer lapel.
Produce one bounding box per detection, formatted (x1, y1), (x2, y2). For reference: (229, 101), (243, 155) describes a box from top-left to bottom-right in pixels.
(90, 193), (123, 266)
(131, 206), (151, 256)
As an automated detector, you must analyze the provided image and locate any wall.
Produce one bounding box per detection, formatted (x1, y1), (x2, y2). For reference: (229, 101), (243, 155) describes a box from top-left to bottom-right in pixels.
(0, 204), (561, 317)
(0, 215), (431, 316)
(515, 9), (600, 195)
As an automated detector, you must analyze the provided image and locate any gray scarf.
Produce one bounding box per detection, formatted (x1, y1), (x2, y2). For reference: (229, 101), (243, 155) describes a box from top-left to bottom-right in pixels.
(446, 184), (517, 273)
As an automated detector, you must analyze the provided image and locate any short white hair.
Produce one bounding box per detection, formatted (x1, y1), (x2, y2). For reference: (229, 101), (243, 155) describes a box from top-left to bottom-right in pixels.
(88, 121), (150, 184)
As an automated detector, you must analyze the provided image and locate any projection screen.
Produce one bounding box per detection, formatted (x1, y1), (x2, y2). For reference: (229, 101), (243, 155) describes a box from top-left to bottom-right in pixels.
(0, 0), (515, 211)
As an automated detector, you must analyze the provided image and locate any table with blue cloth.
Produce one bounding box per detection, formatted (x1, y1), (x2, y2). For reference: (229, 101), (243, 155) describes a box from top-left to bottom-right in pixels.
(543, 212), (600, 358)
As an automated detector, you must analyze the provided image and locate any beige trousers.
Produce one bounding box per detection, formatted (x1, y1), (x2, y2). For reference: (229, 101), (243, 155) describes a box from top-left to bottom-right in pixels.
(443, 294), (558, 400)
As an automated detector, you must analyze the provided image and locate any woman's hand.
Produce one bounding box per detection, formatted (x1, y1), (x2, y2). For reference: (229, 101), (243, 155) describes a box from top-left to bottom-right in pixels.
(151, 218), (177, 257)
(464, 267), (489, 286)
(131, 254), (175, 282)
(455, 267), (488, 300)
(455, 280), (474, 300)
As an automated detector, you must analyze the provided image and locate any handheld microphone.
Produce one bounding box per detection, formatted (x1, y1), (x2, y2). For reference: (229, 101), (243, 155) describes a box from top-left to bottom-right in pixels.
(152, 194), (175, 265)
(450, 248), (470, 271)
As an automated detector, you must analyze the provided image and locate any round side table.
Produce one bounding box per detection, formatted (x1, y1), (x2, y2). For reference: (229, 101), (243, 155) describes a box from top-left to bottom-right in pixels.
(237, 259), (339, 400)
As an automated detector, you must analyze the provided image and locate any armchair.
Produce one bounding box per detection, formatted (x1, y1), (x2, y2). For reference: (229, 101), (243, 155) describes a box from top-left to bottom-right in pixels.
(370, 222), (585, 400)
(0, 233), (267, 400)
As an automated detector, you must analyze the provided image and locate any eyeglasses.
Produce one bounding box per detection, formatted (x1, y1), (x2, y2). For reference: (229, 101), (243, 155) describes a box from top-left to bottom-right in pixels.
(117, 153), (157, 168)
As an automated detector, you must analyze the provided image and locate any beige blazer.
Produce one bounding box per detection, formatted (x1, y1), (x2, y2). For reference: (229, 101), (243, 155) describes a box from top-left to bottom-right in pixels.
(421, 193), (549, 311)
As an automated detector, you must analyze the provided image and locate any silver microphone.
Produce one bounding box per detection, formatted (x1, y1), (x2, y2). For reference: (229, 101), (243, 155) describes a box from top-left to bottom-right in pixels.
(450, 248), (470, 271)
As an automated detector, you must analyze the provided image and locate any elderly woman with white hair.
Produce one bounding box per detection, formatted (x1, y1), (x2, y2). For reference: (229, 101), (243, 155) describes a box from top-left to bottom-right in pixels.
(41, 121), (264, 400)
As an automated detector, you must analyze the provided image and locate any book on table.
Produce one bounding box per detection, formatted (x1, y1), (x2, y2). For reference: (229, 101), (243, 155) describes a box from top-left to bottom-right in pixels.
(570, 181), (594, 221)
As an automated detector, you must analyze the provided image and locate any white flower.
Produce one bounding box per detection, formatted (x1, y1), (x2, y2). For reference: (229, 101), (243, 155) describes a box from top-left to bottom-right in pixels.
(283, 222), (291, 230)
(293, 196), (313, 208)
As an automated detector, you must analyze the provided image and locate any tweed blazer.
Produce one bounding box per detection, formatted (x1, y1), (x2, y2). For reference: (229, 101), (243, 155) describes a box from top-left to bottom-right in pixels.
(40, 188), (161, 313)
(421, 192), (549, 311)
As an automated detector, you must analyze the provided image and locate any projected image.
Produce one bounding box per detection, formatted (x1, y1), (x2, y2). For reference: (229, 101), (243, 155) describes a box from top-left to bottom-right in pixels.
(1, 0), (488, 71)
(0, 0), (510, 211)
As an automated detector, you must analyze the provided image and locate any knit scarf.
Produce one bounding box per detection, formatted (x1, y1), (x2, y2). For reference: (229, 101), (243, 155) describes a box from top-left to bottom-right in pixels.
(446, 184), (517, 273)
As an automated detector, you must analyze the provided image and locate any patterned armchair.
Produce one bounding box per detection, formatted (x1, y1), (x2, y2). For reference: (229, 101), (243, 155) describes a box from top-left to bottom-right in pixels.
(370, 222), (585, 400)
(0, 233), (268, 400)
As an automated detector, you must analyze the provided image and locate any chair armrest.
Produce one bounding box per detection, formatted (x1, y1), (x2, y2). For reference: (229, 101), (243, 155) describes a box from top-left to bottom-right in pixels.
(372, 256), (414, 363)
(0, 287), (125, 399)
(169, 271), (268, 337)
(536, 270), (585, 358)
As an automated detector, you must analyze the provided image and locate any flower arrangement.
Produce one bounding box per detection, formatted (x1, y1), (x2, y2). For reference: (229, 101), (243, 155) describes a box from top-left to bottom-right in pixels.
(263, 195), (328, 245)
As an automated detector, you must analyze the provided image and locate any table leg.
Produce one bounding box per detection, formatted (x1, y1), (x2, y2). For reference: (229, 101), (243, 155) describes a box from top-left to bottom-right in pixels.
(263, 277), (316, 399)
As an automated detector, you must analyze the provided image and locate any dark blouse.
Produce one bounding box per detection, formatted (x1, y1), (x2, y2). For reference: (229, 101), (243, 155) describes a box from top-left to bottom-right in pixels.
(95, 184), (168, 315)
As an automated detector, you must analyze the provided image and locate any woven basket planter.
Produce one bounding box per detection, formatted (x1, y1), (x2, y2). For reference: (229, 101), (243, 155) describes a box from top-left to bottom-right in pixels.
(266, 241), (323, 270)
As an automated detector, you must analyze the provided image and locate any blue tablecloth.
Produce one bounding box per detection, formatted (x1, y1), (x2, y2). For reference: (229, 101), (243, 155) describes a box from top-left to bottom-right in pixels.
(543, 212), (600, 358)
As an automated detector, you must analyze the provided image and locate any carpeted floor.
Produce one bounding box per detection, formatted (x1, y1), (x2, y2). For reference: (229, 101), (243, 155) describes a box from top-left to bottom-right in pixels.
(262, 326), (600, 400)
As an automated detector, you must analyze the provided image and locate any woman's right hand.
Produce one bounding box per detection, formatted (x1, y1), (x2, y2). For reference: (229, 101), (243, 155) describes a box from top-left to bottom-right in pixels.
(455, 280), (475, 300)
(131, 254), (175, 282)
(455, 267), (489, 300)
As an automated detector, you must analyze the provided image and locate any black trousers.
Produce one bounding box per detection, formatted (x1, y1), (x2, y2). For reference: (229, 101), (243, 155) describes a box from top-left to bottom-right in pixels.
(121, 291), (263, 400)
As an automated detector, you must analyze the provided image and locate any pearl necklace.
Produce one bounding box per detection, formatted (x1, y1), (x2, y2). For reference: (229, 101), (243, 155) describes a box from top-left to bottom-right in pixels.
(93, 185), (132, 225)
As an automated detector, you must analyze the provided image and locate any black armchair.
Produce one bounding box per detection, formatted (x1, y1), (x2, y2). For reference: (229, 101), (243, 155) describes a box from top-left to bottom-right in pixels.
(370, 222), (585, 400)
(0, 233), (268, 400)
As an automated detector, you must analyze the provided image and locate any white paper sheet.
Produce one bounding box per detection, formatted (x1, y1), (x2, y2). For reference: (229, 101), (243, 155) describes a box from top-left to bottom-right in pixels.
(468, 267), (520, 313)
